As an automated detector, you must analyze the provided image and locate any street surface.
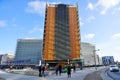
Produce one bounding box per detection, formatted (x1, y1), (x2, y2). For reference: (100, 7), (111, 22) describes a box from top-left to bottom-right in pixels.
(0, 67), (110, 80)
(107, 69), (120, 80)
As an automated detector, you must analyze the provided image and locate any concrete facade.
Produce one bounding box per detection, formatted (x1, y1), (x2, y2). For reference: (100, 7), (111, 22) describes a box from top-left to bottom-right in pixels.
(81, 42), (101, 66)
(1, 54), (14, 65)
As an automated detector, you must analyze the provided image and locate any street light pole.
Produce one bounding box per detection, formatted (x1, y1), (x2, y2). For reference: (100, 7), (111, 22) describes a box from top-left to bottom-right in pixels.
(93, 49), (100, 70)
(67, 59), (70, 64)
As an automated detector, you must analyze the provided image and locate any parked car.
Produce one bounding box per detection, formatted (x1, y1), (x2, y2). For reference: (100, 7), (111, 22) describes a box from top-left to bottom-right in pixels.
(109, 65), (119, 72)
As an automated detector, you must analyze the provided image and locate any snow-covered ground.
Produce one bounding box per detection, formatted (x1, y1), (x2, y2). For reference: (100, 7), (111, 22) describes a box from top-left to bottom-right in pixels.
(0, 67), (106, 80)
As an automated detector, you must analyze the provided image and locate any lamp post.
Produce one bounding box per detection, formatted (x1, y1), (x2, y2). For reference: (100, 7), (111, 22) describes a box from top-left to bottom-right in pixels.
(67, 59), (70, 64)
(93, 49), (100, 70)
(67, 56), (71, 65)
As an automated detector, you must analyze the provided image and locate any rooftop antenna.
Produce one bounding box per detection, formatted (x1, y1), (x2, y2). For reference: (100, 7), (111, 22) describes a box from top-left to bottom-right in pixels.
(76, 1), (78, 8)
(46, 1), (48, 7)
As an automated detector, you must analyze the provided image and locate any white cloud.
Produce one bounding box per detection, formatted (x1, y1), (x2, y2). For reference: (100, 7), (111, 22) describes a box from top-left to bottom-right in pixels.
(96, 0), (120, 15)
(29, 25), (43, 34)
(118, 7), (120, 11)
(80, 18), (84, 26)
(115, 46), (120, 51)
(25, 0), (46, 16)
(97, 43), (120, 61)
(80, 21), (84, 26)
(112, 7), (120, 14)
(24, 37), (38, 39)
(112, 33), (120, 39)
(0, 20), (6, 27)
(87, 3), (94, 10)
(85, 34), (95, 39)
(87, 16), (95, 22)
(97, 37), (120, 61)
(50, 2), (61, 4)
(11, 18), (18, 27)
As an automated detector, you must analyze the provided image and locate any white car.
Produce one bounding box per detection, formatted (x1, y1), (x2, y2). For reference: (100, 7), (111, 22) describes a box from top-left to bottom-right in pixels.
(109, 65), (119, 72)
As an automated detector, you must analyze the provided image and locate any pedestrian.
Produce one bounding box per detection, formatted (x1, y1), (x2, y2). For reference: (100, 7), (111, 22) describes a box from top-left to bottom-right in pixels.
(73, 65), (76, 72)
(42, 65), (45, 77)
(55, 65), (59, 76)
(38, 65), (42, 77)
(58, 65), (62, 76)
(67, 65), (71, 78)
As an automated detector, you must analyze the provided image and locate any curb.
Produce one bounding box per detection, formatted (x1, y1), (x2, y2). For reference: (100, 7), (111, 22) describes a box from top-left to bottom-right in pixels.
(106, 70), (114, 80)
(100, 68), (113, 80)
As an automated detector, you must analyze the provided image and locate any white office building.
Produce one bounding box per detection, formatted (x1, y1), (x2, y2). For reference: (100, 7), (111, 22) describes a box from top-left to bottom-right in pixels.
(81, 42), (101, 66)
(1, 54), (14, 65)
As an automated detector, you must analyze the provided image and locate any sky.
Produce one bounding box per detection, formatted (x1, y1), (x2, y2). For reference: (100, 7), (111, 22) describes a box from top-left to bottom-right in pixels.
(0, 0), (120, 61)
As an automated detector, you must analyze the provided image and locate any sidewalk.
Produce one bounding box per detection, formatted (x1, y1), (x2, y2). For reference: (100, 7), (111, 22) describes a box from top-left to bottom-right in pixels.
(4, 68), (55, 76)
(0, 70), (41, 80)
(0, 66), (110, 80)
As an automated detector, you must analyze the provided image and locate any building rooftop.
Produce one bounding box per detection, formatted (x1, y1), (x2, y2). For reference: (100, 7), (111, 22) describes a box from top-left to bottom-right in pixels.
(47, 3), (77, 7)
(17, 39), (43, 42)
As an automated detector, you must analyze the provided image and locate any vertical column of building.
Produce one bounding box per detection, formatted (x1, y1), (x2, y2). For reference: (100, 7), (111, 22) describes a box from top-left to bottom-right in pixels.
(43, 5), (56, 60)
(68, 6), (80, 59)
(54, 4), (70, 60)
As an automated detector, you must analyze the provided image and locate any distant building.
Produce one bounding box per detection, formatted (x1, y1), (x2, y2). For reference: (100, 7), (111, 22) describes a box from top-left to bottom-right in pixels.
(99, 57), (103, 65)
(81, 42), (101, 66)
(1, 54), (14, 65)
(14, 39), (43, 65)
(81, 42), (95, 55)
(102, 56), (114, 65)
(0, 55), (3, 65)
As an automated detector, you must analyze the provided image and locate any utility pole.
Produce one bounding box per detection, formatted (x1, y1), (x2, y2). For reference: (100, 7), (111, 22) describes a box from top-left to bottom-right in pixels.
(93, 49), (100, 70)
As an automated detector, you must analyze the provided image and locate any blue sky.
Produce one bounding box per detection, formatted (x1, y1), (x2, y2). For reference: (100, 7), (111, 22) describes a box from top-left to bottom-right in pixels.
(0, 0), (120, 61)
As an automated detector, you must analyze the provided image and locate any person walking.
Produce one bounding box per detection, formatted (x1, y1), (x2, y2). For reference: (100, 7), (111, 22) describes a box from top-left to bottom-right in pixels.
(73, 65), (76, 72)
(67, 65), (71, 78)
(55, 65), (59, 76)
(38, 65), (42, 77)
(42, 65), (45, 77)
(58, 65), (62, 76)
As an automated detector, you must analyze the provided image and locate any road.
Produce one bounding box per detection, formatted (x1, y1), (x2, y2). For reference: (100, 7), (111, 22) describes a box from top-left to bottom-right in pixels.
(107, 69), (120, 80)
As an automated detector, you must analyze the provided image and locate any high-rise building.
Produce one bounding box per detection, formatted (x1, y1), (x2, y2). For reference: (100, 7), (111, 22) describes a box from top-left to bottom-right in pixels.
(43, 4), (81, 62)
(14, 39), (43, 65)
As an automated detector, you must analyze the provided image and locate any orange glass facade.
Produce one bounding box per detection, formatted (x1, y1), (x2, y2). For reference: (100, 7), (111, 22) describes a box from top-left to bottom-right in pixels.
(68, 7), (80, 59)
(43, 6), (56, 60)
(43, 4), (80, 61)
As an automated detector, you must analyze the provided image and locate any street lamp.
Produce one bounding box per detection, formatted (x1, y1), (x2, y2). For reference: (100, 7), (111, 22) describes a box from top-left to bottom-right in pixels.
(93, 49), (100, 70)
(67, 59), (70, 64)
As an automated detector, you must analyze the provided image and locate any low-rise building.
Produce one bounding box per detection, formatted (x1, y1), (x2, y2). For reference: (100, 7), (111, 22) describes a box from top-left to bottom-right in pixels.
(0, 55), (3, 65)
(1, 54), (14, 65)
(81, 42), (102, 66)
(102, 56), (114, 65)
